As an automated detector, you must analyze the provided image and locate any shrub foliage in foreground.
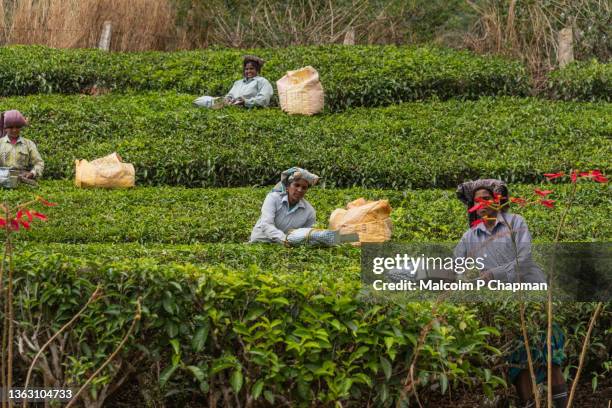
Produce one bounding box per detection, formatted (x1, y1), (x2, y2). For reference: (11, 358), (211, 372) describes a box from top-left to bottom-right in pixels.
(10, 250), (501, 407)
(2, 95), (610, 189)
(3, 182), (610, 244)
(0, 45), (529, 110)
(7, 248), (610, 406)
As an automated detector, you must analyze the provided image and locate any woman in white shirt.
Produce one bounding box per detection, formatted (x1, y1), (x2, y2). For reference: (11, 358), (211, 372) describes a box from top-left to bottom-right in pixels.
(194, 55), (274, 109)
(250, 167), (358, 246)
(250, 167), (318, 244)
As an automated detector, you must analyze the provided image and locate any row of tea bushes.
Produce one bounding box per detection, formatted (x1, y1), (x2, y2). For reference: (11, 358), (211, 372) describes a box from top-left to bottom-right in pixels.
(548, 59), (611, 102)
(4, 181), (610, 244)
(8, 249), (500, 406)
(0, 44), (529, 110)
(2, 45), (609, 103)
(7, 245), (610, 406)
(2, 94), (610, 188)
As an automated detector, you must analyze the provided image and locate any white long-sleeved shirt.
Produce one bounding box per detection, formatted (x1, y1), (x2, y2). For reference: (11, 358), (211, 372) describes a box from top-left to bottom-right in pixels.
(226, 76), (274, 108)
(453, 212), (546, 283)
(250, 192), (316, 244)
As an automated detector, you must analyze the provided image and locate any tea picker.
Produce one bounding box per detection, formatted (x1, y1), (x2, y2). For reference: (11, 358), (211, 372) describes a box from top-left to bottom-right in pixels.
(0, 110), (45, 184)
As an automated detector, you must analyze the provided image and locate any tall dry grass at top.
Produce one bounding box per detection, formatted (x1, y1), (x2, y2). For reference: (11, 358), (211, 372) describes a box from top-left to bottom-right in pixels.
(206, 0), (410, 48)
(0, 0), (461, 51)
(464, 0), (611, 88)
(0, 0), (181, 51)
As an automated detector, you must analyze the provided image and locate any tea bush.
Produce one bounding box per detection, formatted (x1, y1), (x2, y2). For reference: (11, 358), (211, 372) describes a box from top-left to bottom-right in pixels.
(0, 45), (529, 110)
(3, 182), (610, 244)
(7, 246), (610, 406)
(548, 60), (612, 102)
(9, 249), (502, 406)
(2, 94), (610, 189)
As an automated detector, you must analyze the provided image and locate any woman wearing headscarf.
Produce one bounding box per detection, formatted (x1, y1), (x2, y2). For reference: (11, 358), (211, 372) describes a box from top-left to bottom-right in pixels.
(250, 167), (357, 246)
(0, 110), (44, 179)
(194, 55), (274, 109)
(454, 179), (568, 408)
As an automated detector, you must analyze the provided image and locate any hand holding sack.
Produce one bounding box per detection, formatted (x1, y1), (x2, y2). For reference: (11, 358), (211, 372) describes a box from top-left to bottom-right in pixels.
(277, 66), (324, 115)
(75, 152), (135, 188)
(329, 198), (393, 245)
(285, 228), (359, 247)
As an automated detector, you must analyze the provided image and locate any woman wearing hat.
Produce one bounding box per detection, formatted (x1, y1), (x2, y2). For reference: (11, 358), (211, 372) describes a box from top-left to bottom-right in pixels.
(454, 179), (568, 408)
(194, 55), (274, 109)
(0, 110), (44, 179)
(250, 167), (357, 246)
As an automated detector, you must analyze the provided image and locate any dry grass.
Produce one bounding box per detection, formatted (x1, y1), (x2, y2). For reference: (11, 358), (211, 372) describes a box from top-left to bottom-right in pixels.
(0, 0), (180, 51)
(0, 0), (607, 85)
(0, 0), (421, 50)
(463, 0), (611, 89)
(209, 0), (369, 48)
(464, 0), (556, 88)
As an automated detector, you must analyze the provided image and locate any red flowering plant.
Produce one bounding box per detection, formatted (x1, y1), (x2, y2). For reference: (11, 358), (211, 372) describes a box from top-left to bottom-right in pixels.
(468, 187), (562, 230)
(469, 169), (608, 408)
(540, 169), (608, 408)
(0, 196), (56, 403)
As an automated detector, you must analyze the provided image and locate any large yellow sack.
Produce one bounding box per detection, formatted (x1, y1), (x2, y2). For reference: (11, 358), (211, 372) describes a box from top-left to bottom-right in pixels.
(329, 198), (392, 244)
(276, 66), (324, 115)
(75, 152), (135, 188)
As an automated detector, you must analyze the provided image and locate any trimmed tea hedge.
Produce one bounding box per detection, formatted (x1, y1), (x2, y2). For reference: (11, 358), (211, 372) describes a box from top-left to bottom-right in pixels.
(548, 60), (612, 102)
(0, 45), (529, 110)
(2, 94), (610, 189)
(4, 181), (610, 244)
(9, 249), (502, 406)
(6, 247), (610, 406)
(24, 242), (360, 272)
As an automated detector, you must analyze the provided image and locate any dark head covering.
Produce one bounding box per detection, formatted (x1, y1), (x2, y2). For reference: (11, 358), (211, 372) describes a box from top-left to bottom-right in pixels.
(456, 179), (509, 226)
(243, 55), (264, 73)
(1, 110), (28, 136)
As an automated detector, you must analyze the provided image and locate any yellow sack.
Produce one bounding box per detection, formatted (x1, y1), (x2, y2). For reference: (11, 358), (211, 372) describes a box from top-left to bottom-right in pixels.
(75, 152), (135, 188)
(329, 198), (393, 245)
(276, 66), (324, 115)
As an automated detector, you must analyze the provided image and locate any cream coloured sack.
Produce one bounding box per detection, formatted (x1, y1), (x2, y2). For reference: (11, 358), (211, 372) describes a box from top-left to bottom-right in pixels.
(276, 66), (324, 115)
(329, 198), (392, 245)
(75, 152), (135, 188)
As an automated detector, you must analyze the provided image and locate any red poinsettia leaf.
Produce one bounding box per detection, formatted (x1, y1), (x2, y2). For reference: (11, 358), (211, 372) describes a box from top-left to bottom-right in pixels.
(0, 218), (5, 227)
(543, 172), (564, 180)
(534, 188), (553, 197)
(471, 218), (485, 228)
(540, 199), (555, 209)
(593, 175), (608, 183)
(570, 171), (578, 183)
(19, 219), (30, 229)
(32, 212), (47, 221)
(510, 197), (527, 206)
(474, 197), (493, 206)
(468, 203), (484, 213)
(24, 210), (33, 221)
(16, 210), (23, 219)
(37, 197), (58, 207)
(10, 219), (19, 231)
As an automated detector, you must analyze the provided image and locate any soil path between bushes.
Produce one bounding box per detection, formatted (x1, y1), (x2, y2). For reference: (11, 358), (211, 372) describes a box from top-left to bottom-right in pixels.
(105, 375), (611, 407)
(424, 376), (611, 407)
